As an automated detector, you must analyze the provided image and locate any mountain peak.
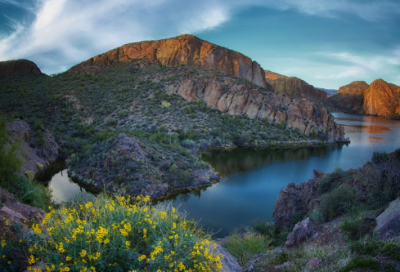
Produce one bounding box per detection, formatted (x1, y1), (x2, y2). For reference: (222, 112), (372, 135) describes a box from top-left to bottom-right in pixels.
(69, 35), (268, 88)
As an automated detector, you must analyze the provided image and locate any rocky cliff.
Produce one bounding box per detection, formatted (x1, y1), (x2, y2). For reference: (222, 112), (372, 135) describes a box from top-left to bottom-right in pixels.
(264, 70), (287, 80)
(164, 71), (345, 142)
(266, 77), (328, 101)
(69, 34), (269, 88)
(329, 79), (400, 118)
(0, 59), (44, 81)
(364, 79), (400, 118)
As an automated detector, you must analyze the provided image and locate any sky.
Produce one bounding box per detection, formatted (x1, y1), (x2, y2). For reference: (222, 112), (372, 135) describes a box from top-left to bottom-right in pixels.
(0, 0), (399, 89)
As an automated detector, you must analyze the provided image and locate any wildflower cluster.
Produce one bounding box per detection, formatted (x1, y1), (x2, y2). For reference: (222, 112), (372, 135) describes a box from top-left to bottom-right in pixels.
(28, 194), (222, 271)
(0, 238), (19, 272)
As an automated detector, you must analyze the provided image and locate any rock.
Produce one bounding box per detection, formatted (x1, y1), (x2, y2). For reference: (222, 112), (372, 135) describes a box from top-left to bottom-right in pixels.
(374, 197), (400, 239)
(273, 175), (320, 231)
(70, 34), (269, 89)
(266, 77), (327, 101)
(0, 205), (28, 221)
(329, 79), (400, 118)
(7, 120), (59, 174)
(273, 261), (293, 270)
(306, 257), (321, 270)
(285, 218), (317, 248)
(165, 74), (345, 142)
(364, 79), (400, 118)
(264, 70), (287, 80)
(211, 244), (242, 272)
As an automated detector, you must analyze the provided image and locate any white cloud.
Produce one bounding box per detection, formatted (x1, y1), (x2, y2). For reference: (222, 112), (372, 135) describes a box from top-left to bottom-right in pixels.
(0, 0), (399, 75)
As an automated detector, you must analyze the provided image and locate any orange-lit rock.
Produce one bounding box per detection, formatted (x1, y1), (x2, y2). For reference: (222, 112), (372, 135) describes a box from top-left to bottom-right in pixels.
(70, 34), (269, 88)
(264, 70), (287, 80)
(266, 76), (327, 101)
(364, 79), (400, 118)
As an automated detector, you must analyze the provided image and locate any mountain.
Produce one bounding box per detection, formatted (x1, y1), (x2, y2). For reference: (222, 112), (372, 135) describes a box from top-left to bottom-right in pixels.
(265, 76), (328, 102)
(0, 35), (347, 198)
(316, 88), (337, 96)
(364, 79), (400, 117)
(0, 59), (45, 82)
(70, 34), (269, 89)
(264, 70), (287, 80)
(329, 79), (400, 118)
(328, 81), (368, 114)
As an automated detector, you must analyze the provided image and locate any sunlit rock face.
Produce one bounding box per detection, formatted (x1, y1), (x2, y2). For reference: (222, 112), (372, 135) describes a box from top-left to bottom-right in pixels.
(328, 81), (368, 114)
(266, 76), (328, 101)
(364, 79), (400, 118)
(329, 79), (400, 118)
(264, 70), (287, 80)
(70, 34), (269, 88)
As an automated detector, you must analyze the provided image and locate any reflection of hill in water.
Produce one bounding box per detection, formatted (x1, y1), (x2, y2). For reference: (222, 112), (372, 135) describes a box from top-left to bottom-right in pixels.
(343, 124), (391, 134)
(202, 145), (342, 177)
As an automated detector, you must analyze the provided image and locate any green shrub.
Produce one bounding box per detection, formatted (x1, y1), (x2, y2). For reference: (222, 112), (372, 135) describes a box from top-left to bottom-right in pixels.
(224, 231), (270, 266)
(310, 209), (324, 225)
(319, 184), (357, 221)
(106, 119), (117, 127)
(180, 139), (196, 149)
(28, 194), (222, 272)
(292, 211), (303, 225)
(394, 148), (400, 160)
(233, 134), (251, 146)
(339, 257), (380, 272)
(0, 238), (20, 272)
(372, 151), (389, 164)
(318, 167), (345, 195)
(340, 216), (371, 240)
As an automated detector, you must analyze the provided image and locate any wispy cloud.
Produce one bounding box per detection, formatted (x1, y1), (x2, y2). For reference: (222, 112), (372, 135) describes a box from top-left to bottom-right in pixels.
(0, 0), (399, 75)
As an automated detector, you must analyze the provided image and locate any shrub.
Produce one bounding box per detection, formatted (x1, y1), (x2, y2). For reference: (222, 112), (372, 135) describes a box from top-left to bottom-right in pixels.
(0, 238), (20, 272)
(310, 209), (324, 225)
(28, 194), (222, 272)
(180, 139), (196, 149)
(233, 134), (251, 146)
(223, 231), (270, 266)
(339, 257), (380, 272)
(395, 148), (400, 160)
(372, 151), (389, 164)
(319, 184), (357, 221)
(318, 167), (345, 195)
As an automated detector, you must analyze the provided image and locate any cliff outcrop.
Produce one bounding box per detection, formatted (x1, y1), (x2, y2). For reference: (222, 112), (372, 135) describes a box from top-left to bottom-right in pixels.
(329, 79), (400, 118)
(69, 34), (269, 88)
(266, 77), (328, 101)
(264, 70), (287, 80)
(364, 79), (400, 118)
(273, 151), (400, 231)
(164, 72), (345, 142)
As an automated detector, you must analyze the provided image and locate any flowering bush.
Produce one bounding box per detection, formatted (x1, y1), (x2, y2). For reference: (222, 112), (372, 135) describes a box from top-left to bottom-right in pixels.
(27, 194), (222, 272)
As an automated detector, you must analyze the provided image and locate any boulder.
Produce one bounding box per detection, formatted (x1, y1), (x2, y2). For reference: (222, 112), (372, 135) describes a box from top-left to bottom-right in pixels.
(285, 218), (317, 248)
(211, 244), (242, 272)
(374, 197), (400, 239)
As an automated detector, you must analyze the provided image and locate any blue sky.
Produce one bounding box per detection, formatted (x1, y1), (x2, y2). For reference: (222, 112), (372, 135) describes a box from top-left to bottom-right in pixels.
(0, 0), (399, 89)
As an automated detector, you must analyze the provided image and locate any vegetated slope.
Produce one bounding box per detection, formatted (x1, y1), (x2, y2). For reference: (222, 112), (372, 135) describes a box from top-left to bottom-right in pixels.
(329, 79), (400, 119)
(264, 70), (287, 80)
(0, 35), (346, 198)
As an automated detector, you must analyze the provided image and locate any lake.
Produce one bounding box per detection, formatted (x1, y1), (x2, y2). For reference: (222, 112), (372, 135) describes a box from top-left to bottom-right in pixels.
(43, 113), (400, 237)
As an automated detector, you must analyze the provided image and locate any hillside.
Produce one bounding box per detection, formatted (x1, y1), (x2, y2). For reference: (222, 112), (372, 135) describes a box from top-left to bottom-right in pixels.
(0, 35), (346, 198)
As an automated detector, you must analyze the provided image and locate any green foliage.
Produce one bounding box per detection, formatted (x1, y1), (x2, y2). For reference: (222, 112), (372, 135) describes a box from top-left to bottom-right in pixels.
(318, 167), (346, 195)
(28, 194), (222, 271)
(339, 257), (381, 272)
(340, 215), (370, 240)
(180, 139), (196, 149)
(169, 164), (177, 174)
(292, 211), (303, 225)
(310, 209), (324, 225)
(0, 238), (20, 272)
(278, 120), (287, 130)
(394, 148), (400, 160)
(372, 151), (389, 164)
(319, 184), (357, 221)
(350, 238), (400, 261)
(223, 231), (270, 266)
(233, 133), (251, 146)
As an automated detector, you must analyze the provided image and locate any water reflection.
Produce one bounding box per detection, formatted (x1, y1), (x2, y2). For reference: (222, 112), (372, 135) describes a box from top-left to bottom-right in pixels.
(167, 113), (400, 237)
(36, 161), (90, 204)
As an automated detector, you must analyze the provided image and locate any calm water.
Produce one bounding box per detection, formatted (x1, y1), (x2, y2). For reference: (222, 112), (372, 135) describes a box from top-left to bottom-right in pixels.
(45, 113), (400, 237)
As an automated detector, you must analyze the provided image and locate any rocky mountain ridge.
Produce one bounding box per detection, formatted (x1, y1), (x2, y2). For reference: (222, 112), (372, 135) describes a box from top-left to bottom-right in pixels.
(70, 34), (269, 89)
(329, 79), (400, 118)
(0, 59), (44, 81)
